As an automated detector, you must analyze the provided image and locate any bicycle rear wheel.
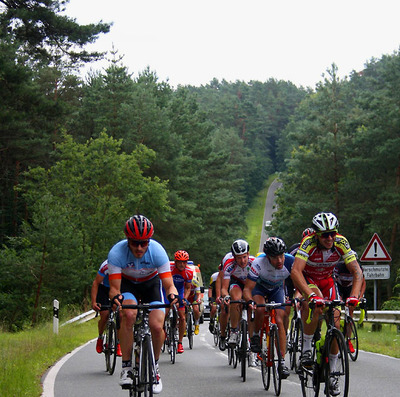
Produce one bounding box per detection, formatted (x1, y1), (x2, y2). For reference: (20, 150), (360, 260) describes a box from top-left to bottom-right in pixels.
(345, 316), (358, 361)
(240, 319), (248, 382)
(270, 325), (282, 396)
(299, 342), (319, 397)
(213, 319), (220, 346)
(105, 319), (117, 375)
(324, 329), (349, 397)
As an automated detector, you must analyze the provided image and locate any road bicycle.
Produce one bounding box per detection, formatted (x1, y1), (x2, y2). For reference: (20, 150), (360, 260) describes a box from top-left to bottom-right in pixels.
(340, 298), (367, 362)
(287, 297), (304, 372)
(298, 299), (349, 397)
(121, 302), (170, 397)
(100, 305), (119, 375)
(163, 304), (179, 364)
(256, 302), (289, 396)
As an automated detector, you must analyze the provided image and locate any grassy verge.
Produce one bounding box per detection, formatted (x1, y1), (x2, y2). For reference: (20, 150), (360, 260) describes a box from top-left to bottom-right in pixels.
(0, 320), (97, 397)
(246, 174), (276, 256)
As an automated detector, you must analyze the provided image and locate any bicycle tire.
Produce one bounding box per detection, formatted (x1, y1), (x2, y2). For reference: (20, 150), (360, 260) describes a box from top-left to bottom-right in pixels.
(213, 319), (220, 346)
(345, 316), (358, 361)
(240, 319), (247, 382)
(290, 317), (303, 372)
(169, 323), (176, 364)
(106, 319), (117, 375)
(299, 341), (319, 397)
(261, 326), (271, 391)
(187, 312), (194, 350)
(139, 334), (154, 397)
(270, 325), (282, 396)
(324, 328), (349, 397)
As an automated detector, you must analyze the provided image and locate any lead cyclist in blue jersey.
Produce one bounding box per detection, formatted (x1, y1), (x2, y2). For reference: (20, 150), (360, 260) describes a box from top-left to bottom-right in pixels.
(108, 215), (178, 394)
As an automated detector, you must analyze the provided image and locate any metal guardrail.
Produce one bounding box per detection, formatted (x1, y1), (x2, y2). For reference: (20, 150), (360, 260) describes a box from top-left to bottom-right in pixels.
(352, 310), (400, 325)
(61, 309), (96, 327)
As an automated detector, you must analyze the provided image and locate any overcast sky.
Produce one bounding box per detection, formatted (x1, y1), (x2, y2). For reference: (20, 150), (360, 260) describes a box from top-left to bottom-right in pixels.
(65, 0), (400, 89)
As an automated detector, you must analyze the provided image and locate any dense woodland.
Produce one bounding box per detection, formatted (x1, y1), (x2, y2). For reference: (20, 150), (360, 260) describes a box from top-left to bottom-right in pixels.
(1, 1), (399, 330)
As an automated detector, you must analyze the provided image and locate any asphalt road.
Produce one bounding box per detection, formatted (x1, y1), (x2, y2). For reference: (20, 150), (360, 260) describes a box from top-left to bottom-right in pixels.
(44, 321), (400, 397)
(259, 179), (282, 252)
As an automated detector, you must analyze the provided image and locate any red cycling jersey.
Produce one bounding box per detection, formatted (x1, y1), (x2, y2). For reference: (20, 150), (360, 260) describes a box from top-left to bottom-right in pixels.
(295, 233), (357, 281)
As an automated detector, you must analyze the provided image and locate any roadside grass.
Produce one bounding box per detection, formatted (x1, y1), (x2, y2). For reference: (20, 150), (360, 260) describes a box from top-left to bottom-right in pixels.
(357, 323), (400, 357)
(246, 174), (276, 256)
(0, 320), (97, 397)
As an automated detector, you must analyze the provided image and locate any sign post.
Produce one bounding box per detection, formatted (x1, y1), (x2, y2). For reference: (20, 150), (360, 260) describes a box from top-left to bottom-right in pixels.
(360, 233), (392, 310)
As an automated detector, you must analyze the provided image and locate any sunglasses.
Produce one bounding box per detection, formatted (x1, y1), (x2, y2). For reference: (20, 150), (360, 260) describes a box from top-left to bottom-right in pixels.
(128, 239), (149, 247)
(318, 231), (337, 239)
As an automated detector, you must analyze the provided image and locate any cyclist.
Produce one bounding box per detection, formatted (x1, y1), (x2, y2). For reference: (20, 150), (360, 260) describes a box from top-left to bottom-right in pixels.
(208, 271), (219, 333)
(334, 256), (366, 353)
(290, 212), (363, 396)
(108, 215), (178, 393)
(187, 271), (202, 335)
(221, 239), (255, 347)
(285, 228), (315, 331)
(243, 237), (294, 379)
(163, 250), (194, 354)
(91, 260), (122, 357)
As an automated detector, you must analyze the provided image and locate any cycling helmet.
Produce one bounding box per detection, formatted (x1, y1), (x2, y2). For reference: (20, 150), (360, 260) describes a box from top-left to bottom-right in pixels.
(124, 215), (154, 240)
(174, 250), (189, 261)
(263, 237), (286, 256)
(312, 212), (339, 233)
(302, 227), (315, 238)
(231, 239), (250, 256)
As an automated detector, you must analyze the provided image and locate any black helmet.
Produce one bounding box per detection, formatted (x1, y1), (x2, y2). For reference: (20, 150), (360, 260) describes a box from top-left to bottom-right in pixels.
(231, 239), (250, 256)
(263, 237), (286, 256)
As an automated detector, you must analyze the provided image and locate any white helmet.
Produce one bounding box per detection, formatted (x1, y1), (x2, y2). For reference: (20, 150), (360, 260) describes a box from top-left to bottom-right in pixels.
(312, 212), (339, 232)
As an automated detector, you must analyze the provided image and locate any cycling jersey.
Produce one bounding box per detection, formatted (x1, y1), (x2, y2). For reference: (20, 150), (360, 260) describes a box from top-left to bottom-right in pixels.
(108, 239), (171, 283)
(170, 262), (193, 290)
(334, 260), (363, 288)
(248, 253), (294, 290)
(98, 260), (110, 288)
(209, 271), (219, 297)
(295, 234), (356, 281)
(222, 252), (255, 284)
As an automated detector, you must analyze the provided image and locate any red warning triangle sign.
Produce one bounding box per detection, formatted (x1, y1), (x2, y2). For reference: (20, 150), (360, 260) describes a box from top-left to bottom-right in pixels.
(360, 233), (392, 262)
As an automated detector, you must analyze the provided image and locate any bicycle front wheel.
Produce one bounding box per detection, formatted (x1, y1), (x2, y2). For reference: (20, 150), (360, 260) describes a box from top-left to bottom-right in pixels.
(240, 320), (248, 382)
(290, 318), (303, 372)
(270, 325), (282, 396)
(169, 325), (176, 364)
(345, 316), (358, 361)
(299, 341), (319, 397)
(105, 320), (117, 375)
(187, 313), (194, 349)
(324, 328), (349, 397)
(139, 334), (154, 397)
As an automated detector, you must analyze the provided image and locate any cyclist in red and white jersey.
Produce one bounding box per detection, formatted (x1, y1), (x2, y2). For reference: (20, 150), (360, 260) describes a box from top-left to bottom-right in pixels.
(220, 239), (255, 347)
(291, 212), (363, 396)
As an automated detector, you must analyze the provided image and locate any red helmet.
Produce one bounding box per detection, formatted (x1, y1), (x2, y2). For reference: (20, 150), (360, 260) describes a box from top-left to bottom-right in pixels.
(124, 215), (154, 240)
(174, 250), (189, 261)
(302, 227), (315, 238)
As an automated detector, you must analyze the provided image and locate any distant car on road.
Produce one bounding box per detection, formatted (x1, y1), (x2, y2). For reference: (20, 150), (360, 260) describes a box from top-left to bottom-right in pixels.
(265, 220), (271, 228)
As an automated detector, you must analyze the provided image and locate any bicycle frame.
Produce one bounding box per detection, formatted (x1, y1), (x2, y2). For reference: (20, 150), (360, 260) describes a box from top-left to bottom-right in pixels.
(121, 303), (169, 396)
